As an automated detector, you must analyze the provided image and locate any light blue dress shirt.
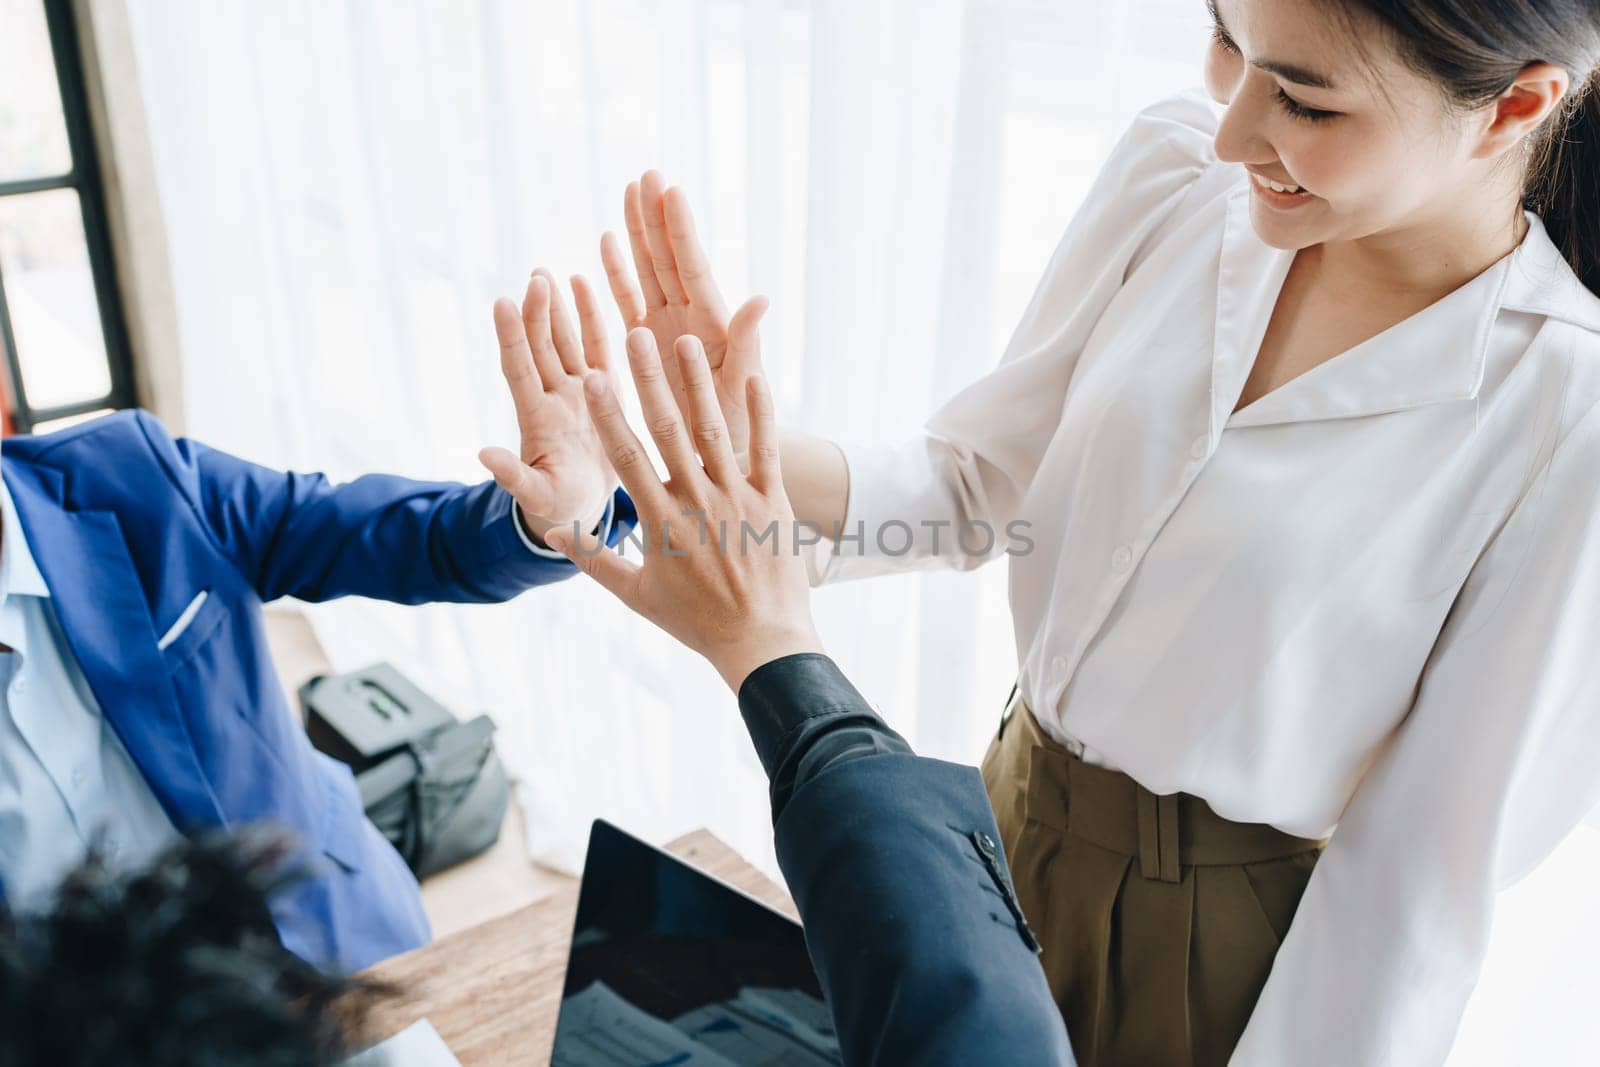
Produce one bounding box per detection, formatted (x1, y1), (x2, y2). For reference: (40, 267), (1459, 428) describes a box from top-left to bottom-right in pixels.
(0, 478), (179, 909)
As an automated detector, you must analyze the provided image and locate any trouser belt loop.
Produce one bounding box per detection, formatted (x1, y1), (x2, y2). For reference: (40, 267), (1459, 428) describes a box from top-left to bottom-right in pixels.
(1136, 786), (1183, 883)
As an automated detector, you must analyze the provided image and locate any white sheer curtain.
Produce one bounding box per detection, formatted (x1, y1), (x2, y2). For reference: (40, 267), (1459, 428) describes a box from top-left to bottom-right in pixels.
(123, 0), (1593, 1058)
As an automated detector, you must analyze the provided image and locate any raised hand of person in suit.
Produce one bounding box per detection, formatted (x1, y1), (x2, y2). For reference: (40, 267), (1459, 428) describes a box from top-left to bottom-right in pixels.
(600, 170), (770, 462)
(478, 269), (619, 546)
(541, 324), (1076, 1067)
(542, 325), (822, 692)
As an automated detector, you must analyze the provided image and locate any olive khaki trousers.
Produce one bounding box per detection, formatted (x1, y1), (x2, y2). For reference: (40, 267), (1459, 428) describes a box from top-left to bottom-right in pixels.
(980, 690), (1330, 1067)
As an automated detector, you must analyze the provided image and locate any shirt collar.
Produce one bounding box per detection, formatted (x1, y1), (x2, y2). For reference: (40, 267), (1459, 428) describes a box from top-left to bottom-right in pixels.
(1499, 208), (1600, 333)
(0, 473), (51, 604)
(1216, 185), (1597, 431)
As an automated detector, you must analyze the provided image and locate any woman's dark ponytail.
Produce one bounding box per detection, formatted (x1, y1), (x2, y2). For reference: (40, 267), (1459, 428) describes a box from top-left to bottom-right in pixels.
(1526, 70), (1600, 296)
(1340, 1), (1600, 296)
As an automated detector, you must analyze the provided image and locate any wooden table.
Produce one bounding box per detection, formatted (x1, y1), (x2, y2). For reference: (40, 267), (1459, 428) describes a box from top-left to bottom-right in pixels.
(345, 829), (796, 1065)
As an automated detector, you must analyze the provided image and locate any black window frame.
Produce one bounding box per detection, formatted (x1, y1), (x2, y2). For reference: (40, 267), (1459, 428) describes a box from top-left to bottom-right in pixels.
(0, 0), (135, 434)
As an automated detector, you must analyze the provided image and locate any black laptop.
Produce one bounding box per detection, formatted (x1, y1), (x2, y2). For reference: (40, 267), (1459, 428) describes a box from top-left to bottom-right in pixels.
(548, 820), (843, 1066)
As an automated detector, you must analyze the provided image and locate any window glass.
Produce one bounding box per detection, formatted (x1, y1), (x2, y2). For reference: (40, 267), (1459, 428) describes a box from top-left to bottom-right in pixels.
(0, 0), (73, 183)
(0, 188), (113, 408)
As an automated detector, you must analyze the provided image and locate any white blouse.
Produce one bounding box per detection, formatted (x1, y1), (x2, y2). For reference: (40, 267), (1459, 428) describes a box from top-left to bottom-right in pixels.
(809, 87), (1600, 1065)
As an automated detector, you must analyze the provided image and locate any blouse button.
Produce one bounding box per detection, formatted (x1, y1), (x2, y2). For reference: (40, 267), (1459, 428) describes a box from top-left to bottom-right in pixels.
(1189, 434), (1209, 460)
(1111, 545), (1133, 572)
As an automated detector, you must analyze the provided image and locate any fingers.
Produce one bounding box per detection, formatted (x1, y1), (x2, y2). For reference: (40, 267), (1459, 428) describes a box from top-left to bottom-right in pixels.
(623, 182), (667, 311)
(675, 335), (741, 486)
(663, 186), (726, 317)
(493, 297), (543, 421)
(521, 275), (567, 386)
(544, 525), (642, 604)
(626, 328), (700, 485)
(478, 445), (555, 518)
(600, 230), (647, 326)
(580, 365), (670, 512)
(745, 374), (782, 495)
(638, 170), (686, 306)
(723, 293), (770, 382)
(532, 268), (585, 377)
(571, 273), (614, 371)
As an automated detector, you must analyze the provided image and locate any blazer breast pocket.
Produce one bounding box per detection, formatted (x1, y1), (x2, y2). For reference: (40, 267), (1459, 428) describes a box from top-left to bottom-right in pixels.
(157, 590), (228, 669)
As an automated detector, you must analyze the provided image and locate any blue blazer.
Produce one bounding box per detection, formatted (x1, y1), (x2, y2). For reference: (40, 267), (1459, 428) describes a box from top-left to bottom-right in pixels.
(0, 410), (633, 973)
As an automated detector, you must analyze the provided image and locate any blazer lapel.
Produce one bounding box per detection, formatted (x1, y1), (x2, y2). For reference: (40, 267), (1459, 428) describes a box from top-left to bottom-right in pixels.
(2, 462), (221, 831)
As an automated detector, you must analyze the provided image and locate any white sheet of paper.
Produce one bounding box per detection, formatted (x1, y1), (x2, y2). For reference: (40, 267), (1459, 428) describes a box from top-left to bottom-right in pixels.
(338, 1019), (462, 1067)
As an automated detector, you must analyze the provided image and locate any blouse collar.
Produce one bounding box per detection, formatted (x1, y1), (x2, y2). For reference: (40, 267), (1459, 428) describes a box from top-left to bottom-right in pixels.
(1214, 181), (1598, 431)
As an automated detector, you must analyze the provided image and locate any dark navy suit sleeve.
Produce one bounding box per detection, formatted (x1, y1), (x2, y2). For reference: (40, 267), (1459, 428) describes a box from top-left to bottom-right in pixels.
(738, 654), (1075, 1067)
(130, 410), (636, 604)
(737, 652), (914, 819)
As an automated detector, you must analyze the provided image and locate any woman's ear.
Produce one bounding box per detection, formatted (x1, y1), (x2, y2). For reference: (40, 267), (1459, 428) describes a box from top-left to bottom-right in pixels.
(1475, 61), (1570, 159)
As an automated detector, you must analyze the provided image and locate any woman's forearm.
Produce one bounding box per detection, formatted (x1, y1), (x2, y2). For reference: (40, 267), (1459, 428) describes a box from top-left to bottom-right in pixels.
(777, 428), (850, 535)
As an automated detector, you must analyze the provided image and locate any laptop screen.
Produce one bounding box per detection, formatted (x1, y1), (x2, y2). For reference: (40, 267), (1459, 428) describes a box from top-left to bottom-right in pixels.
(549, 820), (843, 1066)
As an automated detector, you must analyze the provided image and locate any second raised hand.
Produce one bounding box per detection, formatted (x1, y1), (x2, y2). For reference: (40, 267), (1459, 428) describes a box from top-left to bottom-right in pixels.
(543, 327), (822, 693)
(600, 170), (770, 459)
(477, 271), (617, 546)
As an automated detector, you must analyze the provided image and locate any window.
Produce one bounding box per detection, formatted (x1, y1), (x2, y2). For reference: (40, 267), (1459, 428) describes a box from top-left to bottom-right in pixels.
(0, 0), (133, 435)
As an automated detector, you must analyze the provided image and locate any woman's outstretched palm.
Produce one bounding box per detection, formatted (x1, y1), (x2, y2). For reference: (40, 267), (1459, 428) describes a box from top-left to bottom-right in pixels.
(600, 169), (769, 457)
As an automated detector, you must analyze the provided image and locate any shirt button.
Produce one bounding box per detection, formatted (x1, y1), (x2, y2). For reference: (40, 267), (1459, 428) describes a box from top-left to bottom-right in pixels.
(1049, 654), (1067, 680)
(1111, 545), (1133, 572)
(1190, 434), (1209, 460)
(12, 677), (26, 695)
(71, 768), (86, 788)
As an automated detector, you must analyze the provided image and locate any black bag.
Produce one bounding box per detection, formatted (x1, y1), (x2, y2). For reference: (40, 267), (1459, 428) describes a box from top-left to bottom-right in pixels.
(299, 663), (510, 880)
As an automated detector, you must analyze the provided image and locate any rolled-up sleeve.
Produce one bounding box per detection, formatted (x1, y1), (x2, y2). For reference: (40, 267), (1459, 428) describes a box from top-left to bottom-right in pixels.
(1232, 397), (1600, 1065)
(808, 88), (1222, 586)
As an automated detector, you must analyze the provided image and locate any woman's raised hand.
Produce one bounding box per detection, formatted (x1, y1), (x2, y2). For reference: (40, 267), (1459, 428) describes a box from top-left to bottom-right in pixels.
(601, 170), (770, 458)
(543, 327), (822, 693)
(477, 269), (618, 546)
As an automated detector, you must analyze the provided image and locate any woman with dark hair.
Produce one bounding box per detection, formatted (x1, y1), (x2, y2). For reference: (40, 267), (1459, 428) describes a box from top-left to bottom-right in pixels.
(580, 1), (1600, 1063)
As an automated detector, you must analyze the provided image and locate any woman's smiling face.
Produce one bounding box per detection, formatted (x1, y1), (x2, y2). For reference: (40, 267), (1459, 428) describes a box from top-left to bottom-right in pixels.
(1201, 0), (1502, 251)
